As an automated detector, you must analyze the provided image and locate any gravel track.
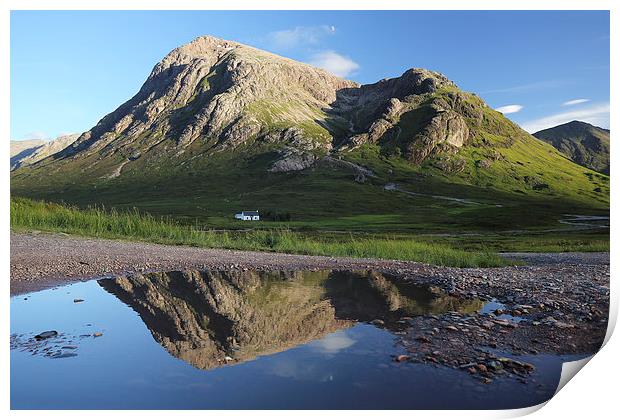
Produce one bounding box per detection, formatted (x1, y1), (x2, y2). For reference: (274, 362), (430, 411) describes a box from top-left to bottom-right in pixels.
(10, 232), (609, 297)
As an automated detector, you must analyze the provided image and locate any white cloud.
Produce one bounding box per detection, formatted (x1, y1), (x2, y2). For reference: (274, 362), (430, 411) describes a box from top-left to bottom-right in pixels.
(483, 80), (567, 94)
(266, 25), (336, 50)
(520, 102), (610, 133)
(495, 104), (523, 114)
(307, 50), (359, 77)
(21, 131), (48, 141)
(562, 98), (590, 106)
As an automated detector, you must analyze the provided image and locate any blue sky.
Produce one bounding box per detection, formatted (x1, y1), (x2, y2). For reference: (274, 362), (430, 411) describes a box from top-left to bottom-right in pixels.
(11, 10), (609, 140)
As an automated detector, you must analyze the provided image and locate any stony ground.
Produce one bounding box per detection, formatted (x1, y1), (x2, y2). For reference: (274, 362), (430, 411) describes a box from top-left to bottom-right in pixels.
(11, 231), (610, 384)
(389, 252), (609, 384)
(9, 231), (481, 296)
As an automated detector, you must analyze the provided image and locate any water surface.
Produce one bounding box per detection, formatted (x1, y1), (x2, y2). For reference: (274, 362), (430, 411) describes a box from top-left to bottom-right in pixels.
(11, 269), (581, 409)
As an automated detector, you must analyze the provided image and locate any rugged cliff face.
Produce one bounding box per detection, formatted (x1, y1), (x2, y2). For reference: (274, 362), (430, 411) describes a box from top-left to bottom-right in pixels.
(100, 269), (482, 370)
(59, 37), (357, 168)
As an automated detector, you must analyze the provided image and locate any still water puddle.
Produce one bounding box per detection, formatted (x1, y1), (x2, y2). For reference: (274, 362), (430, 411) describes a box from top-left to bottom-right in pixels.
(11, 269), (580, 409)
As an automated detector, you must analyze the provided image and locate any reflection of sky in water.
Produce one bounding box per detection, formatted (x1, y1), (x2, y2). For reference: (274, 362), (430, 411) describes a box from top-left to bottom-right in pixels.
(309, 330), (356, 354)
(264, 324), (394, 384)
(11, 277), (576, 409)
(268, 328), (358, 382)
(269, 358), (333, 382)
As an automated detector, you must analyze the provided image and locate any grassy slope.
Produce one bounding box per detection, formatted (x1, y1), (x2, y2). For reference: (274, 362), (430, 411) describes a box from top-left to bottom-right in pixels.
(368, 87), (609, 205)
(11, 197), (510, 268)
(11, 138), (608, 228)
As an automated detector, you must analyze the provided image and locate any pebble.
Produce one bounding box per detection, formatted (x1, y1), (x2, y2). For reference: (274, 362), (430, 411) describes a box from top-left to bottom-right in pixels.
(487, 360), (502, 371)
(395, 355), (410, 362)
(493, 319), (515, 328)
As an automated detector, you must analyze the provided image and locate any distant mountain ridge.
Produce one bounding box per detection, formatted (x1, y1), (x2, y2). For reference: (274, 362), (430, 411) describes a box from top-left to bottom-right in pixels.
(533, 121), (610, 174)
(10, 134), (80, 170)
(10, 139), (46, 166)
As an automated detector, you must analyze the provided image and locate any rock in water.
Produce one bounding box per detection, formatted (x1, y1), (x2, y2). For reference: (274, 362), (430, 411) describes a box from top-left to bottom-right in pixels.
(34, 331), (58, 340)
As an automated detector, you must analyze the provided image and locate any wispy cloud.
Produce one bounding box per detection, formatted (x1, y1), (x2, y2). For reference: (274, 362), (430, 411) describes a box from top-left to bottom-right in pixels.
(483, 80), (567, 94)
(21, 131), (48, 141)
(562, 98), (590, 106)
(520, 102), (610, 133)
(265, 25), (336, 50)
(307, 50), (359, 77)
(495, 104), (523, 114)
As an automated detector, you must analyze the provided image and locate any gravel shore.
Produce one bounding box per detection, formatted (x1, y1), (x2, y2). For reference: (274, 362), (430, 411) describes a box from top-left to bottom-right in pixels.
(11, 232), (609, 296)
(9, 231), (466, 295)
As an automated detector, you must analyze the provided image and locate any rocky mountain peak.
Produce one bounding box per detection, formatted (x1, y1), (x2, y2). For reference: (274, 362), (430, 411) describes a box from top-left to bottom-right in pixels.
(62, 36), (363, 161)
(37, 36), (488, 179)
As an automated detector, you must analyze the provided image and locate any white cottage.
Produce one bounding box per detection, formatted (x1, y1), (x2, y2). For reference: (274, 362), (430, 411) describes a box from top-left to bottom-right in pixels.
(234, 210), (260, 221)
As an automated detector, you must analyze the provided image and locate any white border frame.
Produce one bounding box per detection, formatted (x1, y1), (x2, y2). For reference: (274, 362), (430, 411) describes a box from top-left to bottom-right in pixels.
(2, 2), (616, 419)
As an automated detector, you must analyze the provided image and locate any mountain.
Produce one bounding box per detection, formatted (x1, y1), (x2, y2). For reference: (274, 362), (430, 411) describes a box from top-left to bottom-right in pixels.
(11, 36), (609, 230)
(533, 121), (610, 175)
(10, 134), (80, 170)
(11, 139), (45, 158)
(10, 139), (46, 168)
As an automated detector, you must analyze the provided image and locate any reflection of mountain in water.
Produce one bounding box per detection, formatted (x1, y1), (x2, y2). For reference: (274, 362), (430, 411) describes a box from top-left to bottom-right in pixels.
(326, 271), (483, 322)
(99, 270), (482, 370)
